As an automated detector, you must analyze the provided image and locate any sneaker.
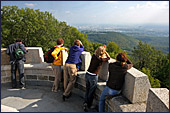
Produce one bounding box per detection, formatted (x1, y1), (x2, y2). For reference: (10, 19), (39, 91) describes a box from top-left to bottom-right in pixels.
(21, 87), (26, 89)
(19, 85), (26, 89)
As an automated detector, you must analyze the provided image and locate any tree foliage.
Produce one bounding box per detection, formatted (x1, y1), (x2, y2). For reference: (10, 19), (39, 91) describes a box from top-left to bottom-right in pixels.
(1, 6), (93, 53)
(141, 68), (161, 88)
(131, 41), (169, 88)
(106, 41), (125, 58)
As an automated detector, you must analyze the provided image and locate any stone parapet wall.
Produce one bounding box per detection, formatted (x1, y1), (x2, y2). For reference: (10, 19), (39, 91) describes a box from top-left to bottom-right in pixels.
(1, 47), (169, 112)
(105, 96), (146, 112)
(76, 71), (147, 112)
(122, 67), (151, 104)
(1, 63), (55, 84)
(1, 47), (44, 65)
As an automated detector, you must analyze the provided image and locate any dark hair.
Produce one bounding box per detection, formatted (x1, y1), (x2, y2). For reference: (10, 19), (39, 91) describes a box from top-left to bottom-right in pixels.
(16, 38), (22, 42)
(74, 40), (81, 46)
(57, 38), (64, 45)
(116, 53), (127, 66)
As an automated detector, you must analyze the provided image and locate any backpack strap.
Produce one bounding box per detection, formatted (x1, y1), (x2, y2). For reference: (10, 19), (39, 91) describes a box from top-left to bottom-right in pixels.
(15, 42), (21, 50)
(54, 45), (61, 57)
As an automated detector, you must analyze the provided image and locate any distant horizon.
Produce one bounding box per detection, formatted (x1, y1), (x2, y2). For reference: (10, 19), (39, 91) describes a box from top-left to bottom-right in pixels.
(1, 1), (169, 26)
(71, 23), (169, 26)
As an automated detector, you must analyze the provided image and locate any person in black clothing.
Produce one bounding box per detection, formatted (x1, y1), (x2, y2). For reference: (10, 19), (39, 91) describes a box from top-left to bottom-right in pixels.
(6, 39), (28, 88)
(83, 45), (110, 112)
(98, 53), (133, 112)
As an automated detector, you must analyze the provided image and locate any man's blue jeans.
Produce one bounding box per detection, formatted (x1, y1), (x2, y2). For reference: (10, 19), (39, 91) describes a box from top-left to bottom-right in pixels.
(84, 72), (98, 108)
(11, 60), (25, 87)
(99, 86), (121, 112)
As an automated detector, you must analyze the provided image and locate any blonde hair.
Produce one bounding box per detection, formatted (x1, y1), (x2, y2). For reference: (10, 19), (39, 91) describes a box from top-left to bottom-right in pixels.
(95, 46), (106, 59)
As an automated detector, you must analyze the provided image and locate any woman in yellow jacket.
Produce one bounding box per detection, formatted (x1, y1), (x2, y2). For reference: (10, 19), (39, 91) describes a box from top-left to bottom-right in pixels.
(51, 38), (68, 92)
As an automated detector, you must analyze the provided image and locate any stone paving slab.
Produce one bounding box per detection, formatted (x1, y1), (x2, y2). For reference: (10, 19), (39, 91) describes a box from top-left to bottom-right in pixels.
(1, 85), (91, 112)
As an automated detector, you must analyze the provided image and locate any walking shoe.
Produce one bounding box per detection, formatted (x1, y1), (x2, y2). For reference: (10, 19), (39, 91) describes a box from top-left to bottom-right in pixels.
(19, 85), (26, 89)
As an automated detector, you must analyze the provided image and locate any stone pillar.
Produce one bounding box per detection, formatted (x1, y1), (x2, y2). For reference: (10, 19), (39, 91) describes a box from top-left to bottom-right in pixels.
(122, 67), (151, 103)
(61, 49), (68, 65)
(123, 67), (151, 103)
(98, 59), (115, 81)
(25, 47), (44, 63)
(146, 88), (169, 112)
(80, 51), (91, 71)
(98, 61), (109, 81)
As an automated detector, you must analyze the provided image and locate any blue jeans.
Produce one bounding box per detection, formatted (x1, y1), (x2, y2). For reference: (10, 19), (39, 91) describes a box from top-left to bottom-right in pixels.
(11, 60), (25, 87)
(84, 72), (98, 107)
(99, 86), (121, 112)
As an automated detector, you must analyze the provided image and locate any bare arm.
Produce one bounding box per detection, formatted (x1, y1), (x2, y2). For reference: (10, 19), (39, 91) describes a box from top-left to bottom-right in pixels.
(102, 51), (110, 62)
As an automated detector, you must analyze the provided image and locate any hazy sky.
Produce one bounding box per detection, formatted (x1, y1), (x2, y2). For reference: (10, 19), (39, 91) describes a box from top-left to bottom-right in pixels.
(1, 1), (169, 26)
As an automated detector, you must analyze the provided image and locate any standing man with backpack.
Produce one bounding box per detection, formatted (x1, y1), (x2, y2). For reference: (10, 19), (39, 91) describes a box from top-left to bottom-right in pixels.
(51, 38), (68, 92)
(6, 38), (28, 89)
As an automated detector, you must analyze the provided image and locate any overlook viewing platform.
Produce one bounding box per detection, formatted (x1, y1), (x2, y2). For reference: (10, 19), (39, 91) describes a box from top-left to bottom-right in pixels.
(1, 47), (169, 112)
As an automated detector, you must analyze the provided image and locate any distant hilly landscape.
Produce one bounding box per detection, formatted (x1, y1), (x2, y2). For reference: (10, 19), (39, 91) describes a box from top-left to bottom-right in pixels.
(81, 30), (169, 55)
(82, 31), (138, 52)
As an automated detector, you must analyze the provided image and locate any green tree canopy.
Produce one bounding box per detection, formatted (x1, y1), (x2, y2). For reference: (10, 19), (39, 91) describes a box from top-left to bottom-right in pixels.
(131, 41), (169, 88)
(1, 6), (93, 53)
(106, 41), (125, 58)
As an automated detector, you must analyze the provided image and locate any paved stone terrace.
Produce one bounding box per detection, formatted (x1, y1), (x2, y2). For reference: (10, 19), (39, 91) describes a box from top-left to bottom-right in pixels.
(1, 84), (97, 112)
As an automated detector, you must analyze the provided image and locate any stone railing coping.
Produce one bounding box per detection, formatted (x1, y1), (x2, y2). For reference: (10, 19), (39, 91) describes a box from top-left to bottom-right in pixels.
(146, 88), (169, 112)
(1, 48), (90, 71)
(1, 47), (44, 65)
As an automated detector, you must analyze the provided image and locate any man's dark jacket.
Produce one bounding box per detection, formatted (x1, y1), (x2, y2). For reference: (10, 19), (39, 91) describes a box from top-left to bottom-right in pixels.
(6, 42), (28, 62)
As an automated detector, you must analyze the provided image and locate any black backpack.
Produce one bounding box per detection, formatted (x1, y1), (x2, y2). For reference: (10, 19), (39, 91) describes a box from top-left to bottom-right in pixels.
(44, 47), (60, 63)
(14, 43), (25, 60)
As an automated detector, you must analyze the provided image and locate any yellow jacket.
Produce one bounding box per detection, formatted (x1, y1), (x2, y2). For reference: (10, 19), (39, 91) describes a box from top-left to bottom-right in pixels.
(51, 46), (65, 65)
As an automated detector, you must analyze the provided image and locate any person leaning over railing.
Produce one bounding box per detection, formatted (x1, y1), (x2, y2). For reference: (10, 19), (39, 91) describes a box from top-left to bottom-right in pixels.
(83, 45), (110, 112)
(63, 40), (84, 101)
(99, 53), (133, 112)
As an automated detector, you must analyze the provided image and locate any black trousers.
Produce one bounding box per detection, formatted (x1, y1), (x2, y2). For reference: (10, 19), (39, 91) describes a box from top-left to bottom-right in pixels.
(11, 60), (25, 87)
